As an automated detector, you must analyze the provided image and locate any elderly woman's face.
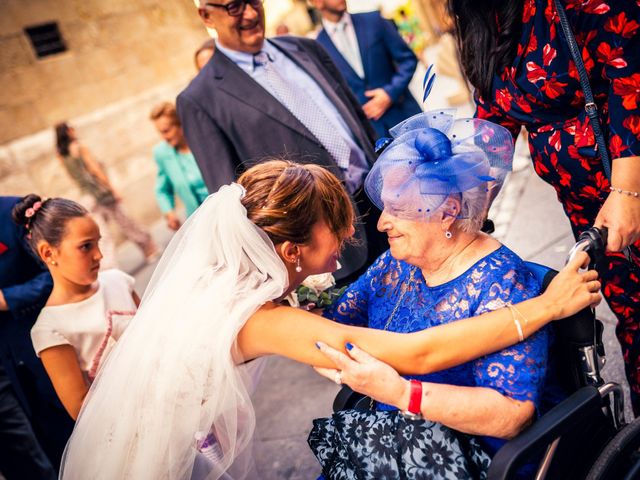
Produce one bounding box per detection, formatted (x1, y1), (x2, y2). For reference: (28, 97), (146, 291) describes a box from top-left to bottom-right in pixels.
(376, 172), (445, 264)
(377, 210), (441, 264)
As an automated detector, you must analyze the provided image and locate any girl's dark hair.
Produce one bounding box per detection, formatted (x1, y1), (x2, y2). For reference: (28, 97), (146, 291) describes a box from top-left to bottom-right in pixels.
(54, 122), (73, 156)
(12, 194), (88, 254)
(448, 0), (523, 99)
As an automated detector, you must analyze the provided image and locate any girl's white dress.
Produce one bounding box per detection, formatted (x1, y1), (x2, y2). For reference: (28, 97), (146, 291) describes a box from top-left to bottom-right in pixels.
(31, 269), (136, 381)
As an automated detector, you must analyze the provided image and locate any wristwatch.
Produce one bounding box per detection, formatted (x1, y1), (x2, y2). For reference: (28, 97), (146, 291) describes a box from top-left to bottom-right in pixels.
(400, 379), (424, 420)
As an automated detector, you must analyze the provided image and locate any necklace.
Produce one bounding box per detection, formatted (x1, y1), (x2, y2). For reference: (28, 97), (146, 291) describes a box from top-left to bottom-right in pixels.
(383, 269), (415, 331)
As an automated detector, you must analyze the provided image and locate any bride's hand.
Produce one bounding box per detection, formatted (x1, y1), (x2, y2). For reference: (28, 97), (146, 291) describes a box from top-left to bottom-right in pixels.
(540, 251), (602, 320)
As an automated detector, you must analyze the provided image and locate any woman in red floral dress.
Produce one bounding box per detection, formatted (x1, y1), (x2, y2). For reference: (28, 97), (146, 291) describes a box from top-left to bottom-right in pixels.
(448, 0), (640, 411)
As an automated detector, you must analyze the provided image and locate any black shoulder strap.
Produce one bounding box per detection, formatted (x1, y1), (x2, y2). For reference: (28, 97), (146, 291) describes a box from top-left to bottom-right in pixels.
(553, 0), (612, 180)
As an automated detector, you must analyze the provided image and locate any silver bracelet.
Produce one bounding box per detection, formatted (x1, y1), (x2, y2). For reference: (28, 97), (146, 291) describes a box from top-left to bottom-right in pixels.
(610, 186), (640, 198)
(507, 305), (524, 342)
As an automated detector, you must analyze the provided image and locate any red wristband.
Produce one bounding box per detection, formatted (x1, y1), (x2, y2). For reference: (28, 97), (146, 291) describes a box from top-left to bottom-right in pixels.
(407, 379), (422, 415)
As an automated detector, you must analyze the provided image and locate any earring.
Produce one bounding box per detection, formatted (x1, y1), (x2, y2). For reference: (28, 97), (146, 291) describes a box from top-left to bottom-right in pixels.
(445, 230), (452, 239)
(295, 257), (302, 273)
(50, 260), (57, 266)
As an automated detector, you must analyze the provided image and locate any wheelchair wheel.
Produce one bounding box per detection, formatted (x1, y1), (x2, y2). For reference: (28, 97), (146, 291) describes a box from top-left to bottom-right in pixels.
(586, 416), (640, 480)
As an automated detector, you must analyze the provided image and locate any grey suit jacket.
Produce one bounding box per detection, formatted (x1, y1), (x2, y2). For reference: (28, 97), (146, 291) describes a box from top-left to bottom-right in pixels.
(177, 36), (378, 278)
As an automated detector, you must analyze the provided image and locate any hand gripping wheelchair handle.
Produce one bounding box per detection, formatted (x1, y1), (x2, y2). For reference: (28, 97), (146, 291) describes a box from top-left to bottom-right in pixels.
(567, 226), (608, 271)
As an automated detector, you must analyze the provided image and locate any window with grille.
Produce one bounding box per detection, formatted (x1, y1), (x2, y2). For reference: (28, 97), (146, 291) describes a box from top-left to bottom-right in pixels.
(24, 22), (67, 58)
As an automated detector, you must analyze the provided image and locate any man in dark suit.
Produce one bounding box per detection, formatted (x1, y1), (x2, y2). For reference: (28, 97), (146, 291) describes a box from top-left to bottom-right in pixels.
(177, 0), (387, 280)
(312, 0), (422, 138)
(0, 196), (74, 479)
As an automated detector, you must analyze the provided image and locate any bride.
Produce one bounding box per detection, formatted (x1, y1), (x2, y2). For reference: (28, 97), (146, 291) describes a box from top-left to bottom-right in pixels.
(61, 160), (600, 479)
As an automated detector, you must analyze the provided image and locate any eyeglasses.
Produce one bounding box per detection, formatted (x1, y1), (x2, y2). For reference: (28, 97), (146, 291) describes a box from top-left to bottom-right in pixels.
(203, 0), (263, 17)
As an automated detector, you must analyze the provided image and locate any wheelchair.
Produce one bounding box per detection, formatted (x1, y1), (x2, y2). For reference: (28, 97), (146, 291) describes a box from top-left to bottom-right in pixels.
(333, 227), (640, 479)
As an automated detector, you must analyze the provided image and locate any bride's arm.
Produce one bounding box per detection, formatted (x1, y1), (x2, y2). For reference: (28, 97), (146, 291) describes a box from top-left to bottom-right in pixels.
(237, 253), (601, 374)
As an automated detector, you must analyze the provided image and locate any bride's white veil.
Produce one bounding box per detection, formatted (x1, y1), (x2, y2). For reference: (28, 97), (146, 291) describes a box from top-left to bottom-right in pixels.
(60, 184), (289, 479)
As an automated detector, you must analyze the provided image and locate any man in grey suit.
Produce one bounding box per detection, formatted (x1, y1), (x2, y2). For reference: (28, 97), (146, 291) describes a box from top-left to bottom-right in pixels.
(177, 0), (387, 281)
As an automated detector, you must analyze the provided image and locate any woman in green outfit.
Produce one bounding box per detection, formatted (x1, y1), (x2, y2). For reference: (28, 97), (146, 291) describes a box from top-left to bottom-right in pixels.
(149, 102), (209, 231)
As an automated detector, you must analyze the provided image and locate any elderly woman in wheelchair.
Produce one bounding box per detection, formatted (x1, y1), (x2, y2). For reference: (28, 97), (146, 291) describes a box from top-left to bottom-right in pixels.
(307, 112), (603, 479)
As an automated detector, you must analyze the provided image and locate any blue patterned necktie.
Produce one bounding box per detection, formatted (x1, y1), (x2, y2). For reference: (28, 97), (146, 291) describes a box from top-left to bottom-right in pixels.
(253, 51), (351, 170)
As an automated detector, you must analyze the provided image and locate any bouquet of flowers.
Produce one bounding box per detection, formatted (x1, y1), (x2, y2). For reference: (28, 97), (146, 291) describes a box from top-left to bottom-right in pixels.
(285, 271), (346, 310)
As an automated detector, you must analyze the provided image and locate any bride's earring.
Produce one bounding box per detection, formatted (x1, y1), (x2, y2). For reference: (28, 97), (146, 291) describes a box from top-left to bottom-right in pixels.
(295, 256), (302, 273)
(445, 230), (453, 239)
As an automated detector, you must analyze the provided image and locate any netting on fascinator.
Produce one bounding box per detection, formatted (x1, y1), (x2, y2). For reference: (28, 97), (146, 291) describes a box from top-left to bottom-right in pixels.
(365, 68), (515, 221)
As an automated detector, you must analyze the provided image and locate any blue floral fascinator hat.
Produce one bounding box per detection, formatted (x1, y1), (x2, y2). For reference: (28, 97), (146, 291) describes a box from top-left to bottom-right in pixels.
(365, 68), (515, 220)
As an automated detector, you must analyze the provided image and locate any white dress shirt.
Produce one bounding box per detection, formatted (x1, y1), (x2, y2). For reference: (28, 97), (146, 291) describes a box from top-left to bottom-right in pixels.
(322, 13), (365, 79)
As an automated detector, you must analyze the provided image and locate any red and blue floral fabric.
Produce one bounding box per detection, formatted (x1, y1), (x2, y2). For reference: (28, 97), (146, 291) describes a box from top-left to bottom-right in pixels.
(475, 0), (640, 410)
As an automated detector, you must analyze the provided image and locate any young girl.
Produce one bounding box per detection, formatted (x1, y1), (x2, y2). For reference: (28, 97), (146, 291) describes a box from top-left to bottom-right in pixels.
(12, 194), (140, 420)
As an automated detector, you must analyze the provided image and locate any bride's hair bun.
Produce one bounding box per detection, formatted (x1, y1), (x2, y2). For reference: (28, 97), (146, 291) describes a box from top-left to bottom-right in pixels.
(238, 160), (354, 246)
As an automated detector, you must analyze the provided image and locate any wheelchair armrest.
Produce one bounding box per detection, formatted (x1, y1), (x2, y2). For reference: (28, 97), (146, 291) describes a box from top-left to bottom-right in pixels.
(488, 386), (604, 480)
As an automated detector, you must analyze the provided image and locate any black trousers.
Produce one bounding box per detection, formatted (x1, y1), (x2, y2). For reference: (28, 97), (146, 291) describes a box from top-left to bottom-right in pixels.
(0, 366), (56, 480)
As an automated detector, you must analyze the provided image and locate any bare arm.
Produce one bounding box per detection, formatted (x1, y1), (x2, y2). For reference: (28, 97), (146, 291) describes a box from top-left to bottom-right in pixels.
(39, 345), (89, 420)
(238, 252), (600, 374)
(315, 343), (534, 438)
(414, 384), (534, 438)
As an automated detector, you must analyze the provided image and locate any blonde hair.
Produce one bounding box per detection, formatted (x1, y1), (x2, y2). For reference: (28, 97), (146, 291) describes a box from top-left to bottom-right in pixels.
(149, 102), (180, 126)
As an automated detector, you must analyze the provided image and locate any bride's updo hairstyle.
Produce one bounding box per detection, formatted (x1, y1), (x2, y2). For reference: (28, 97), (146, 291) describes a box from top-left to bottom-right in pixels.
(238, 160), (354, 246)
(12, 194), (88, 254)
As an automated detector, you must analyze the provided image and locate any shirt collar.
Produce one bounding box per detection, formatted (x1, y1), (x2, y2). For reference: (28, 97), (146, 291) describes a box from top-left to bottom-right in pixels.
(322, 12), (353, 35)
(215, 39), (279, 74)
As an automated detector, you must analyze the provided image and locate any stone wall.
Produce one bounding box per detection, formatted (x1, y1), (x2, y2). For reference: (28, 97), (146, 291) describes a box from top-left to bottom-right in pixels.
(0, 0), (210, 225)
(0, 0), (207, 143)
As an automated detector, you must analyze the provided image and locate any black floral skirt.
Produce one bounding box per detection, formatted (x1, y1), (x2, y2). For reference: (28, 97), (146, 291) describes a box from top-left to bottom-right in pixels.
(308, 410), (491, 480)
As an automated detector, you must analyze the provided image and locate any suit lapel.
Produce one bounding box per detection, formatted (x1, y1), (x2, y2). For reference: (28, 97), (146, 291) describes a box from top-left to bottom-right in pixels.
(211, 50), (319, 143)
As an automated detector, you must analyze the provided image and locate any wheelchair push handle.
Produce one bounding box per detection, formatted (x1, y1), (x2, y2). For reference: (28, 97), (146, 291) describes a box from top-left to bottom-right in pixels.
(567, 226), (608, 269)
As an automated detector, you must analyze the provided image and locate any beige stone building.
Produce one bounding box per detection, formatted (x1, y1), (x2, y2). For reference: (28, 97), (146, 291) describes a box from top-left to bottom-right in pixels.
(0, 0), (211, 224)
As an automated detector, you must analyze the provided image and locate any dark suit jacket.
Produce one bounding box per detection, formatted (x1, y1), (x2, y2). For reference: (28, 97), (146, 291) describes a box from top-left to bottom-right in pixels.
(0, 197), (74, 468)
(177, 36), (380, 278)
(316, 11), (422, 138)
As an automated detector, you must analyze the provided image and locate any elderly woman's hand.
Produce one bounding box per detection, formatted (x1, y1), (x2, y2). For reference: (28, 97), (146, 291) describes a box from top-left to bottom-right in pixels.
(314, 342), (410, 410)
(540, 251), (602, 320)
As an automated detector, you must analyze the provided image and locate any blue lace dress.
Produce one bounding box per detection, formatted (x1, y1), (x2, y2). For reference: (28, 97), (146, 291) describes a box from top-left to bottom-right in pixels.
(308, 246), (550, 479)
